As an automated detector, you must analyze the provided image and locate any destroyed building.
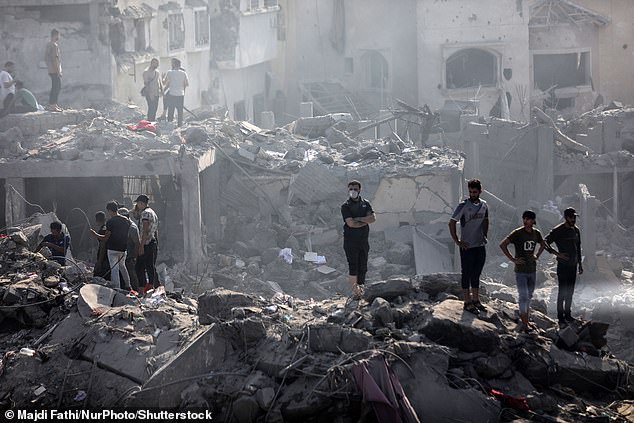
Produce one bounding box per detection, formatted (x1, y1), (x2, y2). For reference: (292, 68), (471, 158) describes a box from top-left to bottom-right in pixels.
(1, 0), (634, 421)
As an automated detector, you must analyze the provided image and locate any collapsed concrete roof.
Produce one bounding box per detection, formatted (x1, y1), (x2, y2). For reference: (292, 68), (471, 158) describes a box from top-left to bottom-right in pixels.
(530, 0), (610, 28)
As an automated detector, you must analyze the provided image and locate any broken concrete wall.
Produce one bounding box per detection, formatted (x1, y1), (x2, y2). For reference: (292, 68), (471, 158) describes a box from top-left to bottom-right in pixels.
(530, 23), (601, 114)
(216, 62), (273, 122)
(371, 172), (455, 231)
(0, 2), (113, 108)
(278, 0), (419, 117)
(463, 121), (554, 211)
(112, 0), (214, 111)
(417, 0), (530, 121)
(575, 0), (634, 107)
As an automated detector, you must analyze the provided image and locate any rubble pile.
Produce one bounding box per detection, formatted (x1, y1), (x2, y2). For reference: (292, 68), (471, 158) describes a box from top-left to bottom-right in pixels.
(554, 103), (634, 169)
(0, 216), (81, 329)
(2, 268), (633, 421)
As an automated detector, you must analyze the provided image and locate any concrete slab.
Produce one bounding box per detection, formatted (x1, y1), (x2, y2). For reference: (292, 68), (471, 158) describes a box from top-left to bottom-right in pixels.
(412, 226), (452, 274)
(420, 299), (501, 352)
(393, 343), (501, 422)
(129, 324), (237, 408)
(77, 284), (116, 318)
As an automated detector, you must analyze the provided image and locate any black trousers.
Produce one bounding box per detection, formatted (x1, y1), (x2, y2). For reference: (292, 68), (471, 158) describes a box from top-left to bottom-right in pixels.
(344, 239), (369, 285)
(49, 73), (61, 104)
(135, 240), (159, 288)
(146, 96), (159, 121)
(167, 94), (184, 127)
(126, 256), (139, 291)
(556, 263), (577, 319)
(460, 246), (486, 289)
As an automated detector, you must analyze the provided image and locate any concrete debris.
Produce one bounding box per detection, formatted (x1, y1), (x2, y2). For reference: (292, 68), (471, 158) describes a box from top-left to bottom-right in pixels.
(1, 104), (634, 421)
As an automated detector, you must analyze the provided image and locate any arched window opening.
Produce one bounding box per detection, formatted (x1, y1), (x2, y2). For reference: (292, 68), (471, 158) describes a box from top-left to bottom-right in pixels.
(446, 48), (497, 89)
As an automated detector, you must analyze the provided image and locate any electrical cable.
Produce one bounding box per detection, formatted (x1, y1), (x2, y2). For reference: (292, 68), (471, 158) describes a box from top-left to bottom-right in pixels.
(6, 184), (46, 214)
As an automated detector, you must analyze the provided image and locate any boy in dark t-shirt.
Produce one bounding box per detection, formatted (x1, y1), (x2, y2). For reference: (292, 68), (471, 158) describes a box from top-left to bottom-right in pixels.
(35, 221), (71, 265)
(500, 210), (546, 333)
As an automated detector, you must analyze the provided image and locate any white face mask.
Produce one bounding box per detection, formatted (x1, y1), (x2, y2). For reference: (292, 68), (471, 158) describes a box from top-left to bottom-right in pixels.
(349, 190), (359, 199)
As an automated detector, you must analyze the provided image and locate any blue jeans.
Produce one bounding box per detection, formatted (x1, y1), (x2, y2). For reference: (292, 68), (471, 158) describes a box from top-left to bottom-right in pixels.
(516, 272), (536, 315)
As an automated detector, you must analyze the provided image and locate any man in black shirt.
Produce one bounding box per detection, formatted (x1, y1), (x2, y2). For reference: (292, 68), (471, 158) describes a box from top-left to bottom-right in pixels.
(545, 207), (583, 326)
(91, 201), (131, 290)
(341, 180), (376, 299)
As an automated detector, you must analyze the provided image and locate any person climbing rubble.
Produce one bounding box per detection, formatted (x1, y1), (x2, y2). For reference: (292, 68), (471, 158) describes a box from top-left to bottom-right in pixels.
(545, 207), (583, 326)
(449, 178), (489, 315)
(499, 210), (546, 333)
(34, 221), (71, 265)
(341, 180), (376, 299)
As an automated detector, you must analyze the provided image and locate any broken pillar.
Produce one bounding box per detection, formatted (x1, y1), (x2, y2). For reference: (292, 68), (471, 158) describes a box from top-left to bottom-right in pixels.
(579, 184), (598, 273)
(536, 125), (554, 203)
(5, 178), (25, 228)
(603, 116), (619, 153)
(260, 111), (275, 130)
(180, 154), (204, 265)
(300, 102), (313, 118)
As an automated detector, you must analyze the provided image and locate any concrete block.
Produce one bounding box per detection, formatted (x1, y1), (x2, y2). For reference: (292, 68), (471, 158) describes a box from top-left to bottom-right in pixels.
(370, 297), (394, 326)
(419, 299), (500, 352)
(299, 102), (313, 118)
(393, 343), (501, 423)
(260, 111), (275, 129)
(474, 353), (513, 379)
(256, 387), (275, 410)
(385, 243), (414, 265)
(198, 288), (256, 324)
(557, 325), (579, 349)
(307, 324), (371, 353)
(364, 277), (414, 302)
(130, 324), (235, 408)
(233, 241), (260, 257)
(77, 284), (116, 318)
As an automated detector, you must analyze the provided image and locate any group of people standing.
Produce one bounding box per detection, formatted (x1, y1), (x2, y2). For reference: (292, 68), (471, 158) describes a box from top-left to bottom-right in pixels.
(142, 57), (189, 127)
(0, 29), (63, 118)
(449, 179), (583, 332)
(91, 195), (160, 293)
(340, 178), (584, 333)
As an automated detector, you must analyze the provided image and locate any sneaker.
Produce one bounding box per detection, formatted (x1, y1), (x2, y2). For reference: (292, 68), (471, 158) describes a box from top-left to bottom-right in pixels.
(463, 302), (480, 315)
(564, 315), (576, 323)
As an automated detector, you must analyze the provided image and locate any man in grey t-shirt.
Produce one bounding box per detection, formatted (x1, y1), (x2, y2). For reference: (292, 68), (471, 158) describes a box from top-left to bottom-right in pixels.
(448, 179), (489, 314)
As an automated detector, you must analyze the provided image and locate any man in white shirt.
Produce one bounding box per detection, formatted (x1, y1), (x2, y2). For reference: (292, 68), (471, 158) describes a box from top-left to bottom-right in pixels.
(0, 62), (17, 112)
(164, 58), (188, 127)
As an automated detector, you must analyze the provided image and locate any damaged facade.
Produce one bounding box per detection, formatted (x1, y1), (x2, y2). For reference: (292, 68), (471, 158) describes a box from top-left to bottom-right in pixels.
(1, 0), (634, 420)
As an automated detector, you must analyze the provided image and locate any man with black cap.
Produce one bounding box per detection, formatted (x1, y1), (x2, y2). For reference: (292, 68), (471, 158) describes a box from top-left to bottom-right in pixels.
(134, 194), (159, 290)
(545, 207), (583, 325)
(500, 210), (546, 332)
